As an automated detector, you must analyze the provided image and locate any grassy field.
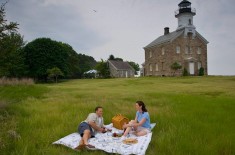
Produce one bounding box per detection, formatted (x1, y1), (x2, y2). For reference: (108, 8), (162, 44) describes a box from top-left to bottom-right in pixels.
(0, 76), (235, 155)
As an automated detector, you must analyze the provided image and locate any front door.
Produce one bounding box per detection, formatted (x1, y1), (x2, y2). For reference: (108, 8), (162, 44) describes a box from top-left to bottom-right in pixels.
(189, 62), (195, 75)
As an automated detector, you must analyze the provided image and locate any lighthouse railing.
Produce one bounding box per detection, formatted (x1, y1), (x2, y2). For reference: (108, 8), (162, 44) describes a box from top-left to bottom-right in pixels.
(175, 7), (196, 16)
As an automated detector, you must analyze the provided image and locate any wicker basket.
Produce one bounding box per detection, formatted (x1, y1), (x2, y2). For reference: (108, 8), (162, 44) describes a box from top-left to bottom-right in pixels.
(112, 114), (129, 130)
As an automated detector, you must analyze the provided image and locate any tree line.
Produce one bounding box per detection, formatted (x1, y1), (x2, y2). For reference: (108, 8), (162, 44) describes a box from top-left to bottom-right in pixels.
(0, 2), (140, 82)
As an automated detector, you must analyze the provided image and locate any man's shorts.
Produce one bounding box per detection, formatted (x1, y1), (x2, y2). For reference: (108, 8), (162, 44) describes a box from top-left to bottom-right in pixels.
(78, 122), (95, 138)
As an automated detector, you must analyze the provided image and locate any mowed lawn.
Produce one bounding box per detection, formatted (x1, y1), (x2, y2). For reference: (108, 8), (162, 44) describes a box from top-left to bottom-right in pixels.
(0, 76), (235, 155)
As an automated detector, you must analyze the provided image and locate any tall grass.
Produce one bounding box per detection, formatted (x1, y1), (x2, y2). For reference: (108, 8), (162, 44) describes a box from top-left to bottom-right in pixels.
(0, 76), (235, 155)
(0, 77), (34, 86)
(0, 84), (48, 154)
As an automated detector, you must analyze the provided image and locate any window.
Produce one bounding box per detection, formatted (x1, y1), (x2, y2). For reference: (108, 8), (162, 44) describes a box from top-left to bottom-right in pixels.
(185, 46), (189, 54)
(176, 46), (180, 54)
(189, 19), (192, 25)
(155, 64), (159, 71)
(149, 64), (152, 72)
(185, 46), (192, 54)
(197, 47), (201, 54)
(189, 47), (192, 54)
(149, 50), (152, 58)
(162, 47), (165, 55)
(198, 62), (202, 70)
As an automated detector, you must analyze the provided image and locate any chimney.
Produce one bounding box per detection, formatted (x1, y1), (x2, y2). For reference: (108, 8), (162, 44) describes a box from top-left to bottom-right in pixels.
(164, 27), (170, 35)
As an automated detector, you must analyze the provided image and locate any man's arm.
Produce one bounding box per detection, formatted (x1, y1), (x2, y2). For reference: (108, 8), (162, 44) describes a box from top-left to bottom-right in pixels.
(88, 121), (105, 132)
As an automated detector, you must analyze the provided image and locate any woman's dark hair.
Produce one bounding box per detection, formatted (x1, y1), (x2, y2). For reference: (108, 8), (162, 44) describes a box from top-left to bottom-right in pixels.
(136, 101), (147, 113)
(95, 106), (102, 112)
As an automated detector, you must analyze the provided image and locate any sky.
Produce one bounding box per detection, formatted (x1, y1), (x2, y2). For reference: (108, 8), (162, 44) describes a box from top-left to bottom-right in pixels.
(4, 0), (235, 75)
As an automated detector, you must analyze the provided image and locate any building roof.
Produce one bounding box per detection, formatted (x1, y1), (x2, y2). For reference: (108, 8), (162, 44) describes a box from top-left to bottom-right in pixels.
(144, 29), (209, 49)
(108, 60), (134, 71)
(195, 31), (209, 44)
(144, 29), (184, 49)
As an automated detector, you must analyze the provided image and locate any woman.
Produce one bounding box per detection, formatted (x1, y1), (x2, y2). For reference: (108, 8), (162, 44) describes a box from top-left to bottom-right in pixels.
(121, 101), (151, 140)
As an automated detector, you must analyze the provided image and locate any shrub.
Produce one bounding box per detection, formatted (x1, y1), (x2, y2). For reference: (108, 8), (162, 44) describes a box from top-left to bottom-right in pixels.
(199, 67), (204, 76)
(47, 67), (64, 83)
(171, 62), (182, 76)
(183, 68), (189, 76)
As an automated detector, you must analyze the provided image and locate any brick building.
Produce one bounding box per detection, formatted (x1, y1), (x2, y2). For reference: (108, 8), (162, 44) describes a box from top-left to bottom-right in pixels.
(143, 0), (209, 76)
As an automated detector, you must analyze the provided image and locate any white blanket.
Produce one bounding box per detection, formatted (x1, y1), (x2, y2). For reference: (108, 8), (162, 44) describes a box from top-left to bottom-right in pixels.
(53, 123), (156, 155)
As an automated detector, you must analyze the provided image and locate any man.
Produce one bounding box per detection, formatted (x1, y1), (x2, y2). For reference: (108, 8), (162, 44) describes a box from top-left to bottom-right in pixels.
(76, 106), (106, 150)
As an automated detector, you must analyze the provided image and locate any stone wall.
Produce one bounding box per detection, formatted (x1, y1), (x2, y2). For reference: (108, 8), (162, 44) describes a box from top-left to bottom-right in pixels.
(144, 33), (208, 76)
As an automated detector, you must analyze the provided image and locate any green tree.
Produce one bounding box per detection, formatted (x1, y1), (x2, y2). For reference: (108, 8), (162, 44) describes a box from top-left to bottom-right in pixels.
(108, 54), (115, 60)
(60, 43), (81, 78)
(171, 62), (182, 76)
(0, 2), (18, 39)
(0, 33), (26, 77)
(0, 2), (25, 77)
(115, 57), (123, 61)
(78, 53), (97, 78)
(128, 61), (140, 75)
(23, 38), (69, 81)
(47, 67), (64, 83)
(108, 54), (123, 61)
(95, 59), (110, 78)
(23, 38), (97, 80)
(58, 43), (96, 79)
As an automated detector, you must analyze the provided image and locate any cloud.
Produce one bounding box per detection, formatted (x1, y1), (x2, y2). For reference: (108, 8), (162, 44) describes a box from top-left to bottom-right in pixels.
(6, 0), (106, 49)
(4, 0), (235, 75)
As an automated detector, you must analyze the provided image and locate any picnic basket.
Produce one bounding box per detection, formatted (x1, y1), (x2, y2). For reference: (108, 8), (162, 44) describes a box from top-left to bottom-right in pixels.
(112, 114), (129, 130)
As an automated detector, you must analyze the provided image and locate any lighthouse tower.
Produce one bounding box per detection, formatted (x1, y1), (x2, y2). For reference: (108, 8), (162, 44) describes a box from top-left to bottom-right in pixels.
(175, 0), (196, 38)
(143, 0), (209, 77)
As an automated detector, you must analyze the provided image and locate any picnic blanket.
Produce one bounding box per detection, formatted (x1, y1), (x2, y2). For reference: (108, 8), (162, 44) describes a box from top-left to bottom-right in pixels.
(53, 123), (156, 155)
